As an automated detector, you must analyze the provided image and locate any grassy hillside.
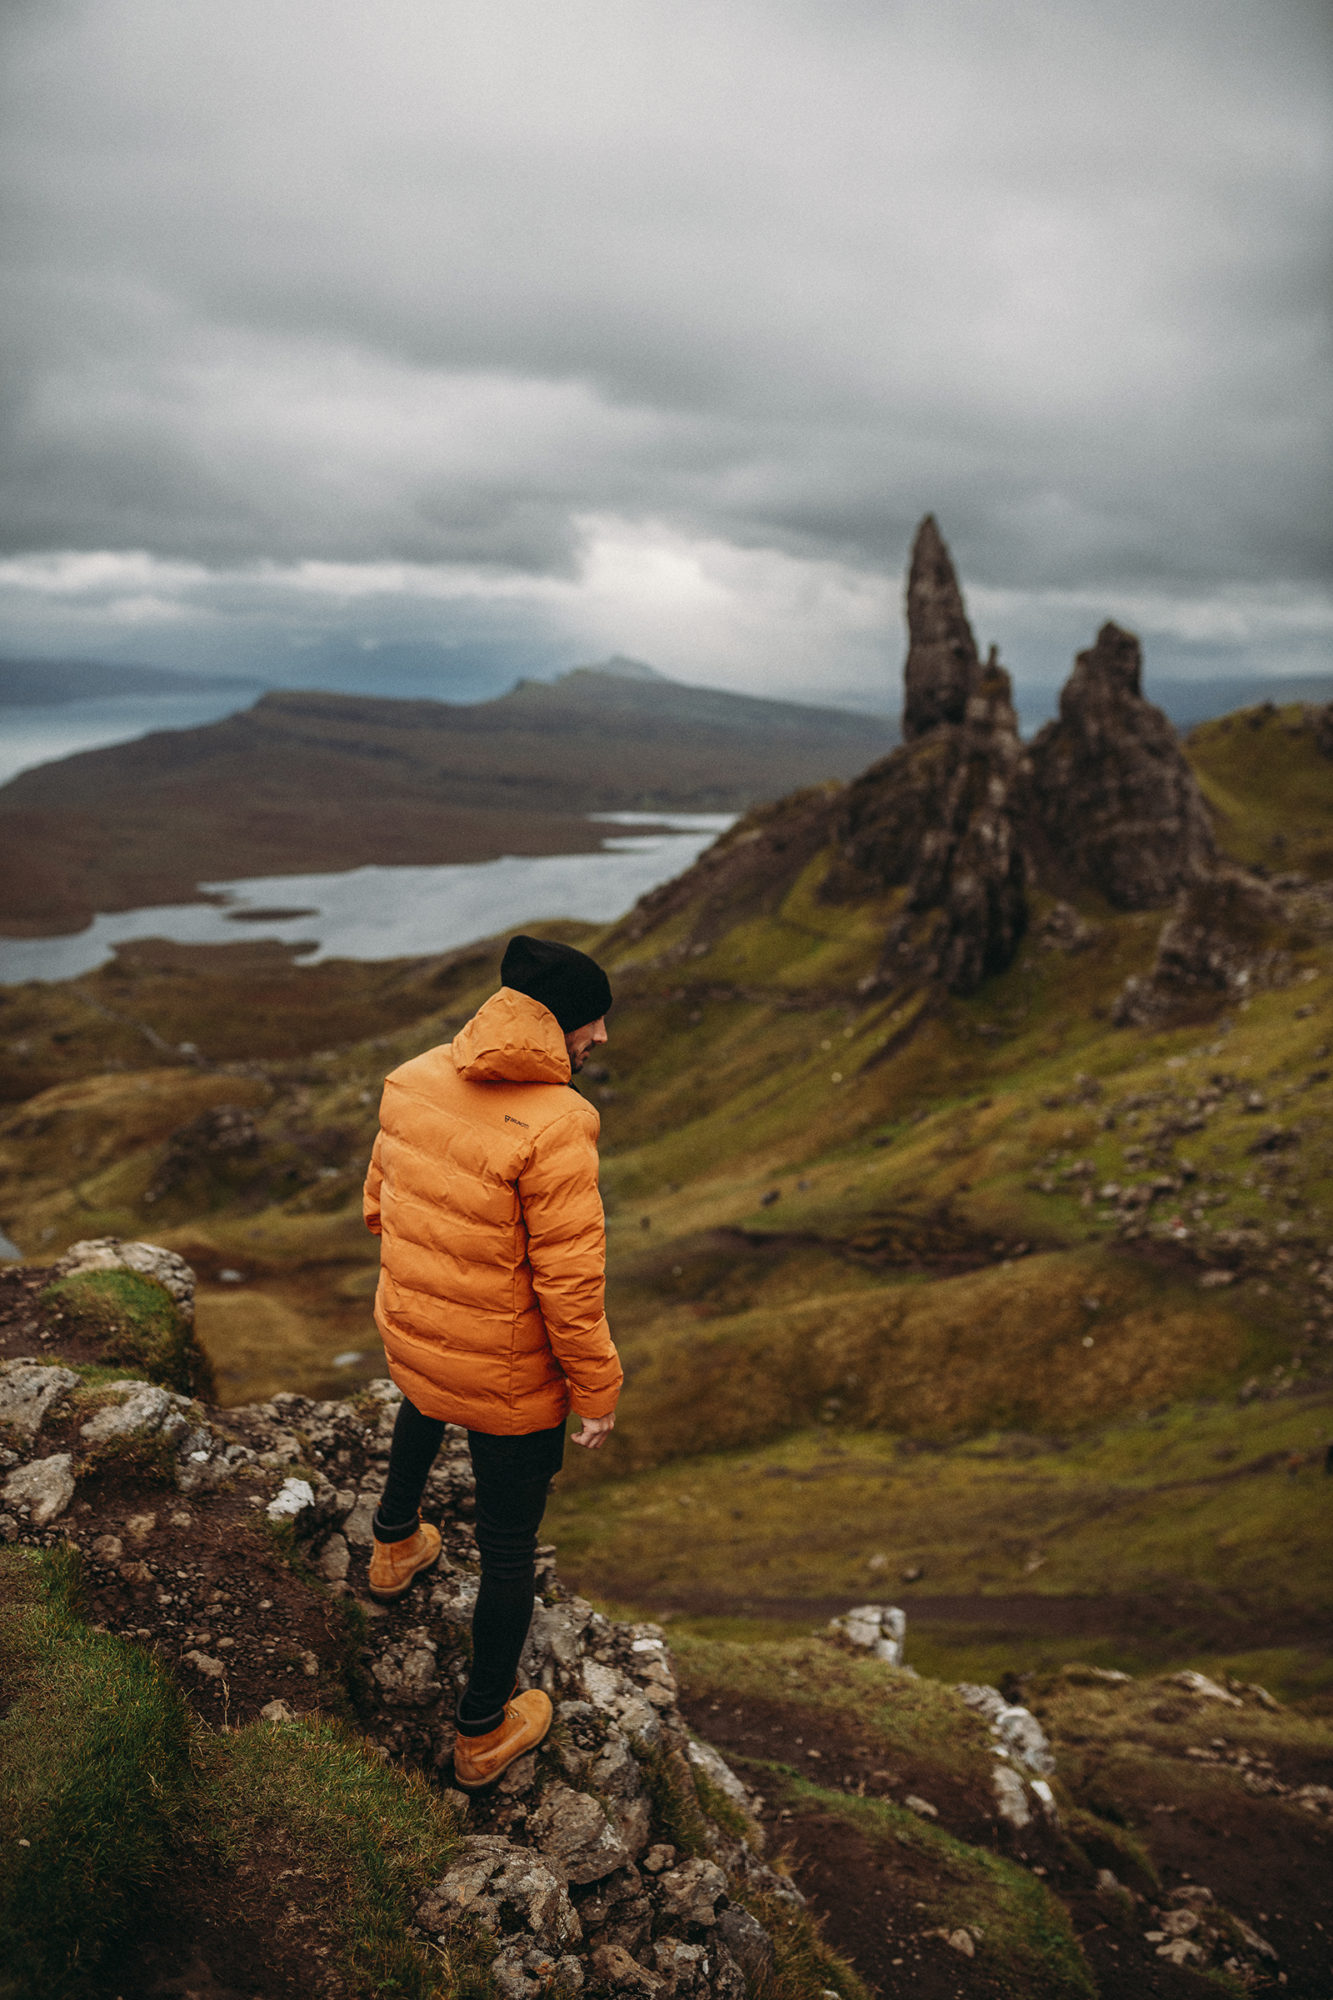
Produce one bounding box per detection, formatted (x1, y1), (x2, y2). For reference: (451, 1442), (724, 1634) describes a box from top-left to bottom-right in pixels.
(0, 668), (894, 934)
(1, 704), (1331, 1693)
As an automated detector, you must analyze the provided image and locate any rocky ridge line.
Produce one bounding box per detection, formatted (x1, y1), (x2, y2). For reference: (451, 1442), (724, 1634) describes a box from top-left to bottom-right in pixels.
(610, 517), (1243, 1008)
(0, 1241), (807, 2000)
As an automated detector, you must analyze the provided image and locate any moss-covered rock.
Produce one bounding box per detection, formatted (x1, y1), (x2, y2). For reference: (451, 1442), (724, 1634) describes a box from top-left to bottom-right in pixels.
(39, 1269), (214, 1399)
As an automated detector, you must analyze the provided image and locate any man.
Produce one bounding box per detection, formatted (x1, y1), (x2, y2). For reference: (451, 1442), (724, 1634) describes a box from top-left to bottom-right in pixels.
(362, 933), (622, 1789)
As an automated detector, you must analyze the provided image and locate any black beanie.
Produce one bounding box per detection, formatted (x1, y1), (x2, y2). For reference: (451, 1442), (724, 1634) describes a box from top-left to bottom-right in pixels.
(501, 934), (613, 1033)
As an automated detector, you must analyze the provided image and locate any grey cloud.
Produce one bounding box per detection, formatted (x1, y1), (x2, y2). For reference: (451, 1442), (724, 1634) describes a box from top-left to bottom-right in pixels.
(0, 0), (1328, 686)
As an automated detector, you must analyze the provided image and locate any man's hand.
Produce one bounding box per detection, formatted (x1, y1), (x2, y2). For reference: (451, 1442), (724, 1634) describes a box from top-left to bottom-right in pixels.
(573, 1411), (616, 1451)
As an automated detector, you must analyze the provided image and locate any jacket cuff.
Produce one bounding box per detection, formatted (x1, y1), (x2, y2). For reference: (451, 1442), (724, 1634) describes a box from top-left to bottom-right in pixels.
(570, 1387), (620, 1420)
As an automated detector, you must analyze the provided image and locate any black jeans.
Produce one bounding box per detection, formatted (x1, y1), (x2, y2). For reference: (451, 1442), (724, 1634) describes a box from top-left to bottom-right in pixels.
(375, 1394), (565, 1735)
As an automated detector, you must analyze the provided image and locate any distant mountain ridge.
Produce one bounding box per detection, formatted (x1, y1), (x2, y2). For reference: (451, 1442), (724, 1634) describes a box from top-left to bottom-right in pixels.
(0, 665), (897, 936)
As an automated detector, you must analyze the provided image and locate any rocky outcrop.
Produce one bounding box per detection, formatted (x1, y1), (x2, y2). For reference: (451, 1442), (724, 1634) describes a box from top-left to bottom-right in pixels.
(1028, 623), (1215, 909)
(608, 523), (1229, 1009)
(827, 1603), (905, 1665)
(825, 654), (1030, 994)
(144, 1105), (260, 1206)
(902, 514), (982, 742)
(51, 1237), (197, 1321)
(0, 1263), (804, 2000)
(1112, 866), (1292, 1027)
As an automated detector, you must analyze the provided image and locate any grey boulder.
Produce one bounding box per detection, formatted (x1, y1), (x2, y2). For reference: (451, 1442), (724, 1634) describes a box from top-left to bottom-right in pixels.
(3, 1452), (76, 1526)
(0, 1361), (78, 1440)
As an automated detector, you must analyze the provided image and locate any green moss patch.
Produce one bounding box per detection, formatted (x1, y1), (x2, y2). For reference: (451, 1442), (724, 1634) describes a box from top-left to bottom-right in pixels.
(39, 1269), (214, 1398)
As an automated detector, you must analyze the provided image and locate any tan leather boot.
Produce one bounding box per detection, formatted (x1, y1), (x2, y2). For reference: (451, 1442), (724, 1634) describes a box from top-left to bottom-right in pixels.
(367, 1520), (442, 1600)
(452, 1690), (553, 1791)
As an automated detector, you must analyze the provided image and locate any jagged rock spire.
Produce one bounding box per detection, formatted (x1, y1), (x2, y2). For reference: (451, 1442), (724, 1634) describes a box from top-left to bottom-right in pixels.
(1029, 622), (1215, 909)
(902, 515), (980, 742)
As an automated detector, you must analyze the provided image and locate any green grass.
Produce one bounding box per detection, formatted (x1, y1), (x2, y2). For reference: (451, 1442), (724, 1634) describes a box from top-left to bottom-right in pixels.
(675, 1633), (995, 1783)
(199, 1713), (468, 1998)
(0, 1546), (475, 2000)
(0, 1545), (196, 2000)
(737, 1884), (872, 2000)
(549, 1394), (1333, 1656)
(40, 1269), (215, 1399)
(1188, 703), (1333, 879)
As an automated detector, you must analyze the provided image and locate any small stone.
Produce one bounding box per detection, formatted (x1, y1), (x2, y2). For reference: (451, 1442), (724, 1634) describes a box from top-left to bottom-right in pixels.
(590, 1941), (663, 1995)
(1170, 1670), (1243, 1707)
(992, 1703), (1056, 1775)
(418, 1836), (581, 1952)
(124, 1512), (157, 1540)
(529, 1784), (630, 1885)
(184, 1650), (225, 1680)
(370, 1627), (441, 1706)
(497, 1752), (538, 1797)
(1156, 1937), (1205, 1966)
(260, 1699), (295, 1722)
(992, 1764), (1032, 1829)
(0, 1361), (78, 1439)
(316, 1532), (350, 1581)
(717, 1904), (776, 1981)
(341, 1492), (378, 1546)
(904, 1795), (938, 1818)
(2, 1453), (76, 1527)
(642, 1844), (676, 1875)
(653, 1856), (727, 1929)
(946, 1928), (975, 1957)
(1234, 1918), (1278, 1959)
(90, 1533), (124, 1563)
(827, 1602), (906, 1665)
(266, 1477), (315, 1521)
(80, 1381), (186, 1446)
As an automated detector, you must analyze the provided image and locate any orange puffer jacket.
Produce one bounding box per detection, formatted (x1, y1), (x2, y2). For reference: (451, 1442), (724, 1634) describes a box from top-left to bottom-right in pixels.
(363, 987), (622, 1433)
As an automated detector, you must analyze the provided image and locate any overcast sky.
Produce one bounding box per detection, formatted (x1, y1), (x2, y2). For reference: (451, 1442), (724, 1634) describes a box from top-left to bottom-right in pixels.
(1, 0), (1329, 709)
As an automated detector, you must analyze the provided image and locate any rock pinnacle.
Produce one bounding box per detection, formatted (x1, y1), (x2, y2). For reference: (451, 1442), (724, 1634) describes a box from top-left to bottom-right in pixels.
(902, 515), (980, 741)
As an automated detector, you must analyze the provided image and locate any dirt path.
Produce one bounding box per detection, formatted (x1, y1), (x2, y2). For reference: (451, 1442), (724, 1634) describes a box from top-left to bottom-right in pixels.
(612, 1580), (1333, 1653)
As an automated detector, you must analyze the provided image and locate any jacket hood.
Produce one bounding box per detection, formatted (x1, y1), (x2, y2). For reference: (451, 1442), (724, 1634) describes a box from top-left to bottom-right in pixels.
(451, 987), (572, 1085)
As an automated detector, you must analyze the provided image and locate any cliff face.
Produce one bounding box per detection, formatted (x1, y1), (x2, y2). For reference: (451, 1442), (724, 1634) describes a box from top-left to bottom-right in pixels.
(826, 658), (1030, 994)
(1028, 622), (1216, 908)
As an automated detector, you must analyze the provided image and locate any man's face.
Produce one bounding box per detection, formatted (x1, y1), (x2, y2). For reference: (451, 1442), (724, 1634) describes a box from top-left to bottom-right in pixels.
(564, 1016), (608, 1072)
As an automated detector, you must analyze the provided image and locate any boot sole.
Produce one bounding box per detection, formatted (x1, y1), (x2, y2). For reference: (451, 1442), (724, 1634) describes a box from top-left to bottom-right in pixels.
(366, 1546), (442, 1601)
(453, 1710), (553, 1791)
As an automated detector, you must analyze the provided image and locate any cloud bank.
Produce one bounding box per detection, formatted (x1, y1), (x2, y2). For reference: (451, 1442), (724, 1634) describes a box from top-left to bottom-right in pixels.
(1, 0), (1329, 704)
